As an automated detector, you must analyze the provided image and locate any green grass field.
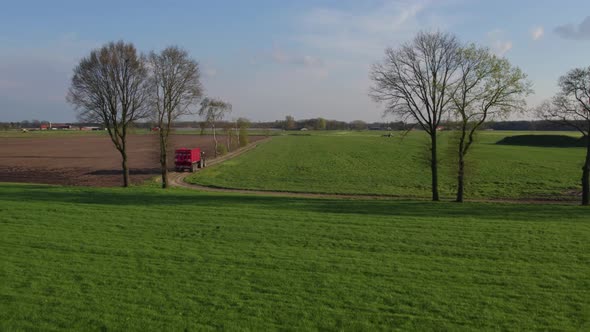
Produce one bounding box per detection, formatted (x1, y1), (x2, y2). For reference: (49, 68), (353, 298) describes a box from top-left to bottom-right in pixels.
(1, 183), (589, 330)
(187, 131), (586, 200)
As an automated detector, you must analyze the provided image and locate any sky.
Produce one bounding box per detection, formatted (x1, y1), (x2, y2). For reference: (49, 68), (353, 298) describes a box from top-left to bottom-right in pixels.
(0, 0), (589, 123)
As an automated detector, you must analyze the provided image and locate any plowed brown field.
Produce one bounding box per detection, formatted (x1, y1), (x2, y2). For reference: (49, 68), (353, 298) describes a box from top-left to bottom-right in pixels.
(0, 134), (263, 186)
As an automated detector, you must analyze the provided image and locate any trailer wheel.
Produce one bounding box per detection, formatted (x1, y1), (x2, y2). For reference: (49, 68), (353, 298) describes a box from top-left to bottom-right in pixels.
(190, 165), (194, 173)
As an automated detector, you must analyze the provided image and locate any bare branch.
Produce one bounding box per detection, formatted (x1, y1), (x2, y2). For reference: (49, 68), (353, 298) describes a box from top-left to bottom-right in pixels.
(369, 31), (461, 201)
(370, 31), (461, 134)
(537, 66), (590, 136)
(147, 46), (204, 188)
(66, 41), (150, 187)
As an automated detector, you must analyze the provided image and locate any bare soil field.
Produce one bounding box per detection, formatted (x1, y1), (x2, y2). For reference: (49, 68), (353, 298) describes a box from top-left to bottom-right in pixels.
(0, 134), (264, 186)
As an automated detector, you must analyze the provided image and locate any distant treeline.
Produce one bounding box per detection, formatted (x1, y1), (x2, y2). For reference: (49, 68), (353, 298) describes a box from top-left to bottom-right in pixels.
(0, 119), (583, 131)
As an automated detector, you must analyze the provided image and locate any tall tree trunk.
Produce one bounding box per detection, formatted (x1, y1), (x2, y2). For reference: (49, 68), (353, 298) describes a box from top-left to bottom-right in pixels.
(431, 132), (440, 201)
(457, 158), (465, 203)
(213, 125), (218, 157)
(121, 148), (129, 188)
(160, 134), (168, 189)
(456, 124), (467, 203)
(582, 135), (590, 206)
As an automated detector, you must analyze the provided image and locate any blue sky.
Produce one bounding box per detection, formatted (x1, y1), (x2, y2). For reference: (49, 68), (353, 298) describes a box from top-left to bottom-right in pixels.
(0, 0), (589, 122)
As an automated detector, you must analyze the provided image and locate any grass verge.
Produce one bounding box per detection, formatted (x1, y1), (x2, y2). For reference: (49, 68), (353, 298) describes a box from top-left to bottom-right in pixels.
(1, 183), (589, 330)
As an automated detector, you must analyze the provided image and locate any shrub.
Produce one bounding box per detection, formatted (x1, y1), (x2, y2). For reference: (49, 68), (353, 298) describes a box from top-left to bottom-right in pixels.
(239, 127), (249, 147)
(217, 144), (228, 156)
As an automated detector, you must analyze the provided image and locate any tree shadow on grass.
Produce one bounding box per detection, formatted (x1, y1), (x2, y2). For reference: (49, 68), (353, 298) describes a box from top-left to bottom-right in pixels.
(0, 183), (586, 222)
(496, 135), (588, 148)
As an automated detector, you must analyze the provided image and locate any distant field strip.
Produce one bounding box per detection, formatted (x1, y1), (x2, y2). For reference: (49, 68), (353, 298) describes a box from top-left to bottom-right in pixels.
(1, 184), (589, 330)
(187, 132), (585, 200)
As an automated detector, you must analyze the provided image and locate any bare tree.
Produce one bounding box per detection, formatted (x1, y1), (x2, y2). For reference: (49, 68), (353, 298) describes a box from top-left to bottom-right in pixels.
(67, 41), (150, 187)
(198, 98), (232, 157)
(149, 46), (203, 188)
(537, 66), (590, 205)
(450, 45), (531, 202)
(370, 31), (461, 201)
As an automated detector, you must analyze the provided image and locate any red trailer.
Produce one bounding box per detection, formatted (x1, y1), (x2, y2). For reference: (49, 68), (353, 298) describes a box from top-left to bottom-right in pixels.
(174, 148), (206, 172)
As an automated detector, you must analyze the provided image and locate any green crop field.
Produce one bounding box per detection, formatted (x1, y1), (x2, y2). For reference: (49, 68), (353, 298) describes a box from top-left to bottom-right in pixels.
(187, 131), (586, 200)
(1, 183), (589, 330)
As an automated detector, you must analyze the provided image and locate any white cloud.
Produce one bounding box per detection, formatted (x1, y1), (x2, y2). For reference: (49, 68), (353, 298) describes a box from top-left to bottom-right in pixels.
(248, 45), (326, 73)
(270, 47), (324, 68)
(262, 0), (466, 122)
(243, 0), (458, 122)
(488, 29), (513, 56)
(300, 55), (323, 67)
(274, 51), (328, 79)
(298, 0), (432, 58)
(304, 2), (425, 34)
(202, 66), (218, 78)
(531, 26), (544, 41)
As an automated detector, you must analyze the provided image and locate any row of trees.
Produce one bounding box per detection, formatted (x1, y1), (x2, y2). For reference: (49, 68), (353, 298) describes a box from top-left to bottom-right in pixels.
(67, 41), (234, 189)
(200, 118), (251, 151)
(3, 117), (585, 132)
(1, 117), (584, 132)
(370, 31), (589, 205)
(0, 120), (51, 129)
(65, 38), (588, 204)
(278, 117), (403, 131)
(291, 116), (327, 130)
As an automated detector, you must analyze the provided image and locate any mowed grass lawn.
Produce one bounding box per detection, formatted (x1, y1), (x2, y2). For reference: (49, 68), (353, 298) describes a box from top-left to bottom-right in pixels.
(1, 183), (589, 330)
(187, 131), (586, 200)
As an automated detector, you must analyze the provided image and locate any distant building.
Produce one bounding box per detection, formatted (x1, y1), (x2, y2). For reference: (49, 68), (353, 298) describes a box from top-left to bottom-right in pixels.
(52, 123), (73, 130)
(40, 123), (73, 130)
